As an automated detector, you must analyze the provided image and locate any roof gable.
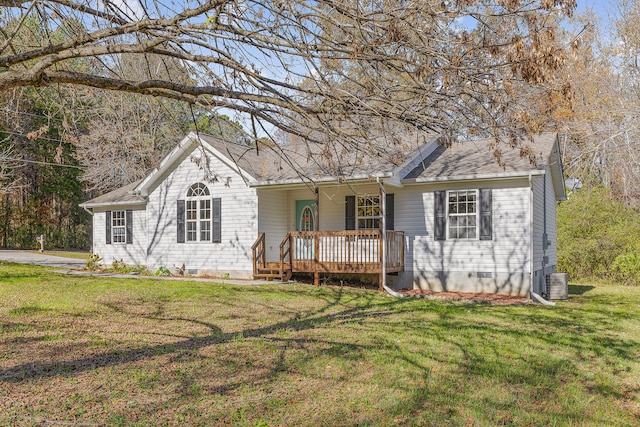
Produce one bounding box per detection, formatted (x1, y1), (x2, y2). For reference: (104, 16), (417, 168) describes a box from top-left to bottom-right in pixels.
(135, 132), (258, 197)
(548, 135), (567, 200)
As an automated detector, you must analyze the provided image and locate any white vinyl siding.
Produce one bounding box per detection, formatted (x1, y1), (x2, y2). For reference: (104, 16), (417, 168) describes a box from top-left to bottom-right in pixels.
(145, 147), (257, 277)
(93, 207), (147, 266)
(283, 181), (529, 282)
(532, 168), (557, 271)
(257, 189), (289, 262)
(545, 170), (557, 266)
(287, 184), (382, 232)
(396, 180), (530, 290)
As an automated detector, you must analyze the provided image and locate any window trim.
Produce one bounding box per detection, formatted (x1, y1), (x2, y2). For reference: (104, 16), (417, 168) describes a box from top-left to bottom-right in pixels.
(356, 194), (381, 230)
(185, 183), (212, 243)
(106, 210), (133, 244)
(111, 210), (127, 244)
(446, 189), (479, 240)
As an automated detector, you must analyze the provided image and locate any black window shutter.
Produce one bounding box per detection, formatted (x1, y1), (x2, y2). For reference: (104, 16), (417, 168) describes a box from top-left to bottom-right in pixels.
(106, 211), (112, 244)
(434, 191), (446, 241)
(345, 195), (356, 230)
(386, 193), (394, 231)
(480, 188), (493, 240)
(212, 198), (221, 243)
(177, 200), (185, 243)
(125, 210), (133, 244)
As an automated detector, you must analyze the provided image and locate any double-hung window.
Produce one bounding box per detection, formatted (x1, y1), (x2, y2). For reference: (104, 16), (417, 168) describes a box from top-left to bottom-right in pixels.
(345, 194), (394, 231)
(106, 210), (132, 244)
(448, 190), (478, 239)
(434, 188), (492, 241)
(356, 195), (380, 230)
(111, 210), (127, 243)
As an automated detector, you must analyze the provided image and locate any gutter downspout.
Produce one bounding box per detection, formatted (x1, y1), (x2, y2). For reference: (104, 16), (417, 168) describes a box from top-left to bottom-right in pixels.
(529, 173), (555, 306)
(378, 178), (406, 298)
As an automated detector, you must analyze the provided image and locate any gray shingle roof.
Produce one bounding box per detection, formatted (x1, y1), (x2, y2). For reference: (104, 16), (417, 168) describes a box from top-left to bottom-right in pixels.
(404, 133), (557, 180)
(199, 131), (437, 183)
(80, 179), (144, 207)
(81, 132), (559, 207)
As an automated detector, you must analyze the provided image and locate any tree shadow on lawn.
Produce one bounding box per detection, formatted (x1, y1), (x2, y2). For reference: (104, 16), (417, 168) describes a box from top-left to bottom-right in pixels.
(345, 303), (640, 424)
(569, 284), (595, 295)
(0, 288), (401, 384)
(0, 286), (638, 424)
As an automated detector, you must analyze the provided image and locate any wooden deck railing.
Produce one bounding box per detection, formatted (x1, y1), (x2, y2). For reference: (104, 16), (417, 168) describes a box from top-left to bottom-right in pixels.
(279, 230), (404, 274)
(386, 230), (405, 271)
(251, 232), (266, 277)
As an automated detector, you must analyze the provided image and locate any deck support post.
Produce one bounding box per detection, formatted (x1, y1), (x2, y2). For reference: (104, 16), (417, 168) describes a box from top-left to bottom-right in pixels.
(379, 180), (387, 292)
(314, 271), (320, 286)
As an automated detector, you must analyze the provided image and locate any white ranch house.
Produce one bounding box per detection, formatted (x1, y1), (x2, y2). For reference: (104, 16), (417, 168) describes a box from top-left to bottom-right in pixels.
(80, 131), (566, 297)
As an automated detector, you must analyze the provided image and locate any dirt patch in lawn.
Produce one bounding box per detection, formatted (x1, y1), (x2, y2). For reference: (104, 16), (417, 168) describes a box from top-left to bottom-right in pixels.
(400, 289), (530, 305)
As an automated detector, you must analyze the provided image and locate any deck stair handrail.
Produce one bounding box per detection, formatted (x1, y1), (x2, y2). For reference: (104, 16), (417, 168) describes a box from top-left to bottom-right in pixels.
(279, 233), (293, 279)
(251, 232), (266, 277)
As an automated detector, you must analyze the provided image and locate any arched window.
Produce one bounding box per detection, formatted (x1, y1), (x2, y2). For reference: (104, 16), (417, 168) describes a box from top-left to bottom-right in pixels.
(186, 183), (211, 242)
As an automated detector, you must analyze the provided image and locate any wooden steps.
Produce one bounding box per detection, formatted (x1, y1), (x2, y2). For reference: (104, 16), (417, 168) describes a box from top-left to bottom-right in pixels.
(254, 262), (292, 282)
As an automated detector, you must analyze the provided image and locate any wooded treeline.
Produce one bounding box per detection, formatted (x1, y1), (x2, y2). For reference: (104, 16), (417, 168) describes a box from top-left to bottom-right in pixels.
(0, 0), (640, 252)
(0, 84), (243, 248)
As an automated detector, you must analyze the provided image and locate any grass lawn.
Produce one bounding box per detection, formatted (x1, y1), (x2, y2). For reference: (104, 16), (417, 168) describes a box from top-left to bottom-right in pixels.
(0, 262), (638, 426)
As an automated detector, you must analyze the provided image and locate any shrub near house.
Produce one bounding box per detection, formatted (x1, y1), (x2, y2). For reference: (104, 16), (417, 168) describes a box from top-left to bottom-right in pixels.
(558, 186), (640, 285)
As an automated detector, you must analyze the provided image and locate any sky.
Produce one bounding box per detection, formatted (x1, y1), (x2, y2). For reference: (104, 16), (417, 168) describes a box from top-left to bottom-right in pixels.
(576, 0), (614, 18)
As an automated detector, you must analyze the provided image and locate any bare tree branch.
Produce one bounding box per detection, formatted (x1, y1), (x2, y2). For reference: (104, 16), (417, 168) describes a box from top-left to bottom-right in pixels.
(1, 0), (578, 152)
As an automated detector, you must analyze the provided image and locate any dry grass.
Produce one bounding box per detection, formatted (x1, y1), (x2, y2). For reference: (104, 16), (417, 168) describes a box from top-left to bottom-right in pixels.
(1, 262), (639, 426)
(33, 250), (91, 260)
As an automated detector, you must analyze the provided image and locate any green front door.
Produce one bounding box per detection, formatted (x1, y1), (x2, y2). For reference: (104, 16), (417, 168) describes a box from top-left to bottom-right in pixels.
(295, 200), (315, 260)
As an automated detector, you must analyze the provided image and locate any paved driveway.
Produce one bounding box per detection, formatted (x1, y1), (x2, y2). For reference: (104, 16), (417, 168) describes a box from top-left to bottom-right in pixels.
(0, 251), (280, 285)
(0, 250), (86, 269)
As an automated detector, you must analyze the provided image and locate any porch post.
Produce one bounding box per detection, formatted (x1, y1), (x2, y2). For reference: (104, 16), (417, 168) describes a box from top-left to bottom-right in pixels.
(314, 185), (320, 286)
(379, 180), (387, 291)
(314, 186), (319, 232)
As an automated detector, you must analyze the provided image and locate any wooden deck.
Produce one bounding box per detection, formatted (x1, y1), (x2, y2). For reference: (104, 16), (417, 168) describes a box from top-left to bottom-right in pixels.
(252, 230), (404, 286)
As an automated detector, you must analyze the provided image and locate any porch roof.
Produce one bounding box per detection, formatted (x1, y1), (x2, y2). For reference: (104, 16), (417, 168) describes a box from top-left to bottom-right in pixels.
(79, 179), (145, 208)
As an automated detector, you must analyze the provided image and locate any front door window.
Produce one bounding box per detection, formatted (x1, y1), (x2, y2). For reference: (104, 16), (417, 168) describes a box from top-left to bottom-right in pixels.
(300, 206), (314, 232)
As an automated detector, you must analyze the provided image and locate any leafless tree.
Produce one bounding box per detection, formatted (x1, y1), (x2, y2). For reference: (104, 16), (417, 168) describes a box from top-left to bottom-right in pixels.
(556, 2), (640, 204)
(0, 141), (23, 193)
(1, 0), (578, 156)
